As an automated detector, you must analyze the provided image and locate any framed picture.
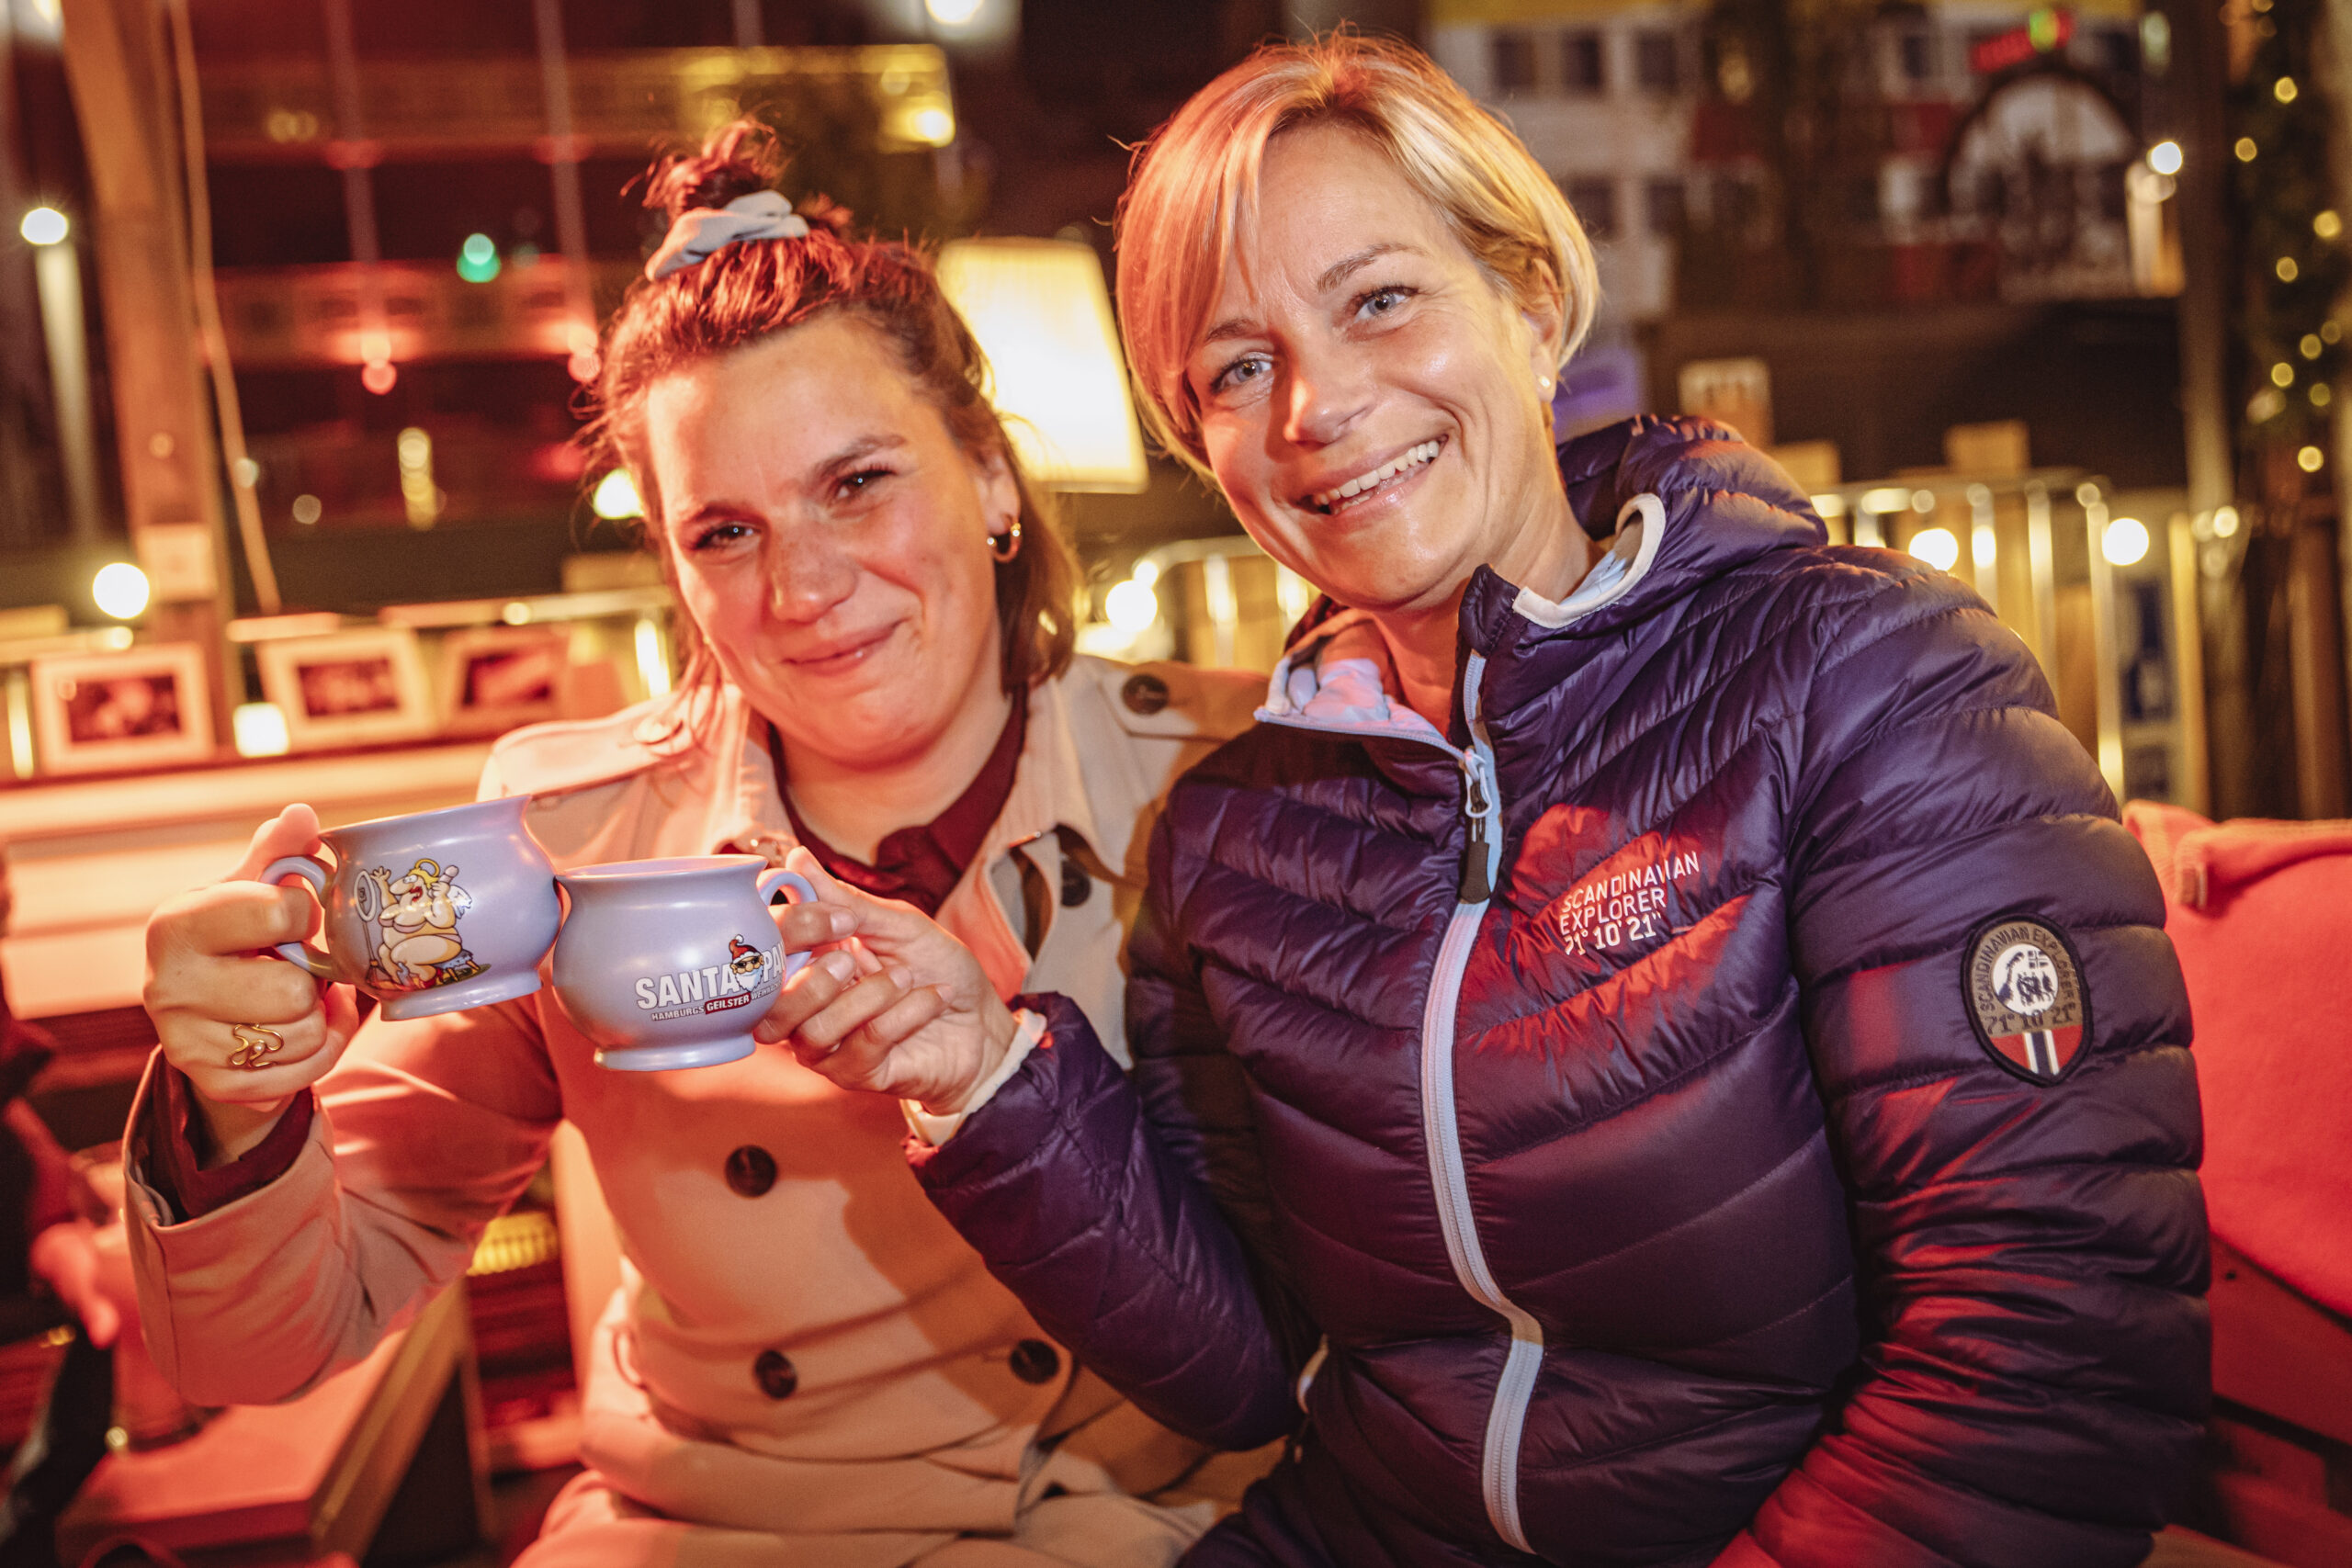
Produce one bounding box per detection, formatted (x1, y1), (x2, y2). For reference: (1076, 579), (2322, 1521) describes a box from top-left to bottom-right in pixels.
(438, 625), (566, 735)
(256, 627), (435, 750)
(28, 643), (215, 775)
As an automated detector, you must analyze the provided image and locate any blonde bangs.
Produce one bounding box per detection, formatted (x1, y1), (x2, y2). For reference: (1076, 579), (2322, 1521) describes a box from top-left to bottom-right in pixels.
(1114, 33), (1600, 477)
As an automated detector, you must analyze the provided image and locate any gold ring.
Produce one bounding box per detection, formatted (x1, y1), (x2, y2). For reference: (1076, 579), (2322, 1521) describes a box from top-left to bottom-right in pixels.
(228, 1023), (286, 1070)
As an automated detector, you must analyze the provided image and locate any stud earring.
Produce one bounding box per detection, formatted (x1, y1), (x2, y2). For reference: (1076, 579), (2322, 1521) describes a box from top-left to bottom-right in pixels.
(986, 517), (1023, 564)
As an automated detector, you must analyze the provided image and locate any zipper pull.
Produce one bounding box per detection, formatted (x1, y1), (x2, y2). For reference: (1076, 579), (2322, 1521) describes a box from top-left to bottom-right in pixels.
(1459, 749), (1499, 905)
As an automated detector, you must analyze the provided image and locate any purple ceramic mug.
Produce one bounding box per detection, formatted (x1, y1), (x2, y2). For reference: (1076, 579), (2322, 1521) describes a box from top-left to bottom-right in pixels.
(552, 855), (818, 1071)
(260, 795), (560, 1021)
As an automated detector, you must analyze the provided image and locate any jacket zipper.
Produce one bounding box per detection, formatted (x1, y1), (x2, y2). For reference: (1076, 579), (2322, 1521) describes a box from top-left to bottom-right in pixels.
(1255, 494), (1668, 1554)
(1417, 652), (1543, 1555)
(1260, 649), (1543, 1552)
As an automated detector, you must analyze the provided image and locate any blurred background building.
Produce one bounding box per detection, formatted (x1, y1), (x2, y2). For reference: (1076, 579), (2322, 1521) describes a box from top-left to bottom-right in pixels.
(0, 0), (2344, 816)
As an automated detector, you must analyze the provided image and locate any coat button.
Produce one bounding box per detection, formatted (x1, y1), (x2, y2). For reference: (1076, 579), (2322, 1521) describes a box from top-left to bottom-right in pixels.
(725, 1145), (776, 1198)
(1120, 672), (1170, 716)
(1009, 1338), (1061, 1384)
(753, 1348), (797, 1399)
(1059, 859), (1091, 908)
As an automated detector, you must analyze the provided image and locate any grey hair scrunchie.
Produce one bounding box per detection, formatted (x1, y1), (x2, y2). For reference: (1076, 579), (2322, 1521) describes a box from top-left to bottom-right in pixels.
(644, 190), (811, 281)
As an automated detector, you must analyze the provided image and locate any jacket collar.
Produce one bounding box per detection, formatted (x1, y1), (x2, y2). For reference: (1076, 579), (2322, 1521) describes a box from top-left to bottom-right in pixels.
(1459, 415), (1824, 657)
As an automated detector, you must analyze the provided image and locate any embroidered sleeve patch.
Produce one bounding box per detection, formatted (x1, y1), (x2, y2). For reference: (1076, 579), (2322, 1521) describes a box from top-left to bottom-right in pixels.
(1963, 915), (2091, 1085)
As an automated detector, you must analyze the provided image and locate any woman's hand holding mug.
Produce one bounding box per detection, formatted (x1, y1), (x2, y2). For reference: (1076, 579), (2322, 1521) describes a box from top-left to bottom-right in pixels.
(144, 804), (365, 1163)
(756, 851), (1018, 1116)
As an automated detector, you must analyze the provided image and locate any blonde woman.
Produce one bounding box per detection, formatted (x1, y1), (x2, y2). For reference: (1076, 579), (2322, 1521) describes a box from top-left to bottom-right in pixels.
(778, 37), (2207, 1568)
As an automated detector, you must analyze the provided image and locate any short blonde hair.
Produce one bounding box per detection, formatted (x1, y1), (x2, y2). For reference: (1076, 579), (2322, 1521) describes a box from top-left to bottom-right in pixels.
(1114, 33), (1600, 477)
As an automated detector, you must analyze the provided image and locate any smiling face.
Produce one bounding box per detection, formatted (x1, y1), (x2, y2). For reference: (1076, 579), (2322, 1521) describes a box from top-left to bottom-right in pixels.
(1187, 123), (1581, 617)
(641, 311), (1014, 774)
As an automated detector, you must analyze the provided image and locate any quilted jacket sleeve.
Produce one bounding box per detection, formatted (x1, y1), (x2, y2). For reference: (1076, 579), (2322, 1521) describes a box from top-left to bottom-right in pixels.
(1724, 563), (2208, 1568)
(911, 814), (1301, 1450)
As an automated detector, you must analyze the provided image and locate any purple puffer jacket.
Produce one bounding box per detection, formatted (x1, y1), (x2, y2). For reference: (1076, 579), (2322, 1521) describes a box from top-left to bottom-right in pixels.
(914, 418), (2207, 1568)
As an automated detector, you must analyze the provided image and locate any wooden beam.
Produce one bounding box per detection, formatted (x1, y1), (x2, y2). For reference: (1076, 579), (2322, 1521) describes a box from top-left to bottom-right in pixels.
(56, 0), (236, 731)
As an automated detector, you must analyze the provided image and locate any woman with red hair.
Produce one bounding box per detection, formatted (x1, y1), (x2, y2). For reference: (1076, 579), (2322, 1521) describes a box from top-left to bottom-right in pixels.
(130, 126), (1260, 1567)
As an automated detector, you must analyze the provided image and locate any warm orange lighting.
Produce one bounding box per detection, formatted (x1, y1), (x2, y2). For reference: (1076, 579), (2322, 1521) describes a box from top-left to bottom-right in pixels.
(934, 239), (1148, 491)
(362, 360), (398, 394)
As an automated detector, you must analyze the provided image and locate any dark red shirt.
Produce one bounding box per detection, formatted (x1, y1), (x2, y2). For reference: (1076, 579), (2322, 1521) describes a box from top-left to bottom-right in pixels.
(773, 688), (1026, 919)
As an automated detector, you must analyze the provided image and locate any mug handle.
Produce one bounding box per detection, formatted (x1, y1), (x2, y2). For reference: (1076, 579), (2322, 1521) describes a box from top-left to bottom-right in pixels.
(757, 868), (820, 977)
(259, 854), (338, 980)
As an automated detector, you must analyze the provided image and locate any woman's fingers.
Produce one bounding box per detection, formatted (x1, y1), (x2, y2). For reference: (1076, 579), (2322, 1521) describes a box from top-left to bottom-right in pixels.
(229, 803), (324, 883)
(793, 983), (953, 1092)
(829, 983), (953, 1073)
(148, 882), (318, 978)
(788, 966), (917, 1057)
(753, 949), (858, 1044)
(177, 1008), (338, 1106)
(137, 803), (362, 1132)
(768, 897), (854, 957)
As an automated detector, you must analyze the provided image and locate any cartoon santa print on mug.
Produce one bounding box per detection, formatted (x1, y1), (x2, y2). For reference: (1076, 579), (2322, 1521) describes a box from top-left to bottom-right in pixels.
(1962, 913), (2092, 1085)
(631, 933), (784, 1022)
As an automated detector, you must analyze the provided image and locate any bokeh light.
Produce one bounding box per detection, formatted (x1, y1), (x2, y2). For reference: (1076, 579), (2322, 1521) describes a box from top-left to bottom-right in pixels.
(591, 469), (644, 520)
(92, 561), (151, 620)
(1105, 578), (1159, 632)
(457, 232), (501, 283)
(18, 206), (66, 245)
(232, 703), (290, 758)
(1906, 526), (1960, 572)
(2102, 517), (2149, 568)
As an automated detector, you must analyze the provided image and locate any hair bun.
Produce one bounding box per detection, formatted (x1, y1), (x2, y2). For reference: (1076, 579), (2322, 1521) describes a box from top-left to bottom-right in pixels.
(794, 194), (856, 239)
(645, 119), (786, 224)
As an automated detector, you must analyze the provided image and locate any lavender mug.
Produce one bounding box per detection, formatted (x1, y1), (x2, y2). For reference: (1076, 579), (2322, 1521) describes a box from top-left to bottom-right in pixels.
(260, 795), (561, 1021)
(551, 855), (818, 1071)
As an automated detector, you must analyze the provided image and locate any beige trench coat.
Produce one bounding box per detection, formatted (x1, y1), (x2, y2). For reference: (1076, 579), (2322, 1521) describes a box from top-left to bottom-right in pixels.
(123, 655), (1263, 1567)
